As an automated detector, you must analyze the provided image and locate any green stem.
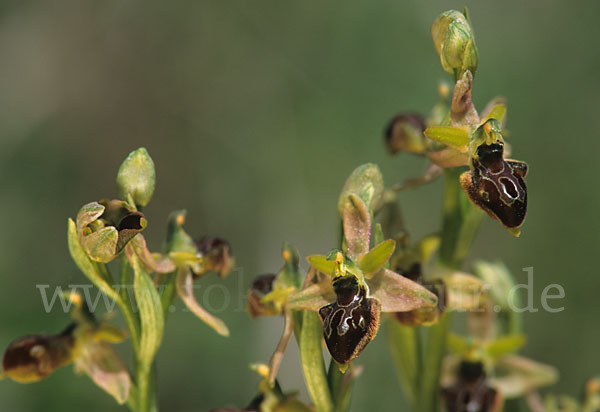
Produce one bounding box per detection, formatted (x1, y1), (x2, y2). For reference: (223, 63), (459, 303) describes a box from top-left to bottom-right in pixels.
(136, 361), (153, 412)
(157, 271), (178, 320)
(119, 257), (141, 350)
(387, 320), (421, 407)
(417, 314), (450, 412)
(438, 168), (484, 270)
(327, 360), (353, 412)
(299, 310), (333, 412)
(417, 167), (484, 412)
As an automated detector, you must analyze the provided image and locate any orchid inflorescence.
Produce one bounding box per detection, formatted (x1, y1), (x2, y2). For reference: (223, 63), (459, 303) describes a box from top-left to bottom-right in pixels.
(1, 8), (593, 412)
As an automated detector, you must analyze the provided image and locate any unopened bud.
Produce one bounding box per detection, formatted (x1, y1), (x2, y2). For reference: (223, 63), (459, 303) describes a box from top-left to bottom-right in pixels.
(431, 10), (478, 80)
(116, 147), (156, 208)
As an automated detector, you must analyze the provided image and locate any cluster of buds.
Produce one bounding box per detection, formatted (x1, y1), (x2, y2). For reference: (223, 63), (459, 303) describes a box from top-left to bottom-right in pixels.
(385, 8), (529, 237)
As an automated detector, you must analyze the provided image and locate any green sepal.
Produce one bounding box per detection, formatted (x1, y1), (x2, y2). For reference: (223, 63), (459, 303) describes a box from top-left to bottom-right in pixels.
(67, 219), (122, 305)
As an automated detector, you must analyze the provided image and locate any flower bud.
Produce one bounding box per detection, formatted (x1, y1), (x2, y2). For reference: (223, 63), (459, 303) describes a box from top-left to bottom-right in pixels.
(431, 10), (478, 80)
(2, 328), (74, 383)
(319, 277), (381, 364)
(194, 237), (235, 278)
(116, 147), (156, 208)
(384, 113), (427, 155)
(337, 163), (384, 217)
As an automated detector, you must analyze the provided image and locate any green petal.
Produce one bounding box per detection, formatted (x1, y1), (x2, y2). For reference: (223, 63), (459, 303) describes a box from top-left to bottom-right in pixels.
(306, 255), (336, 276)
(357, 239), (396, 278)
(424, 126), (470, 148)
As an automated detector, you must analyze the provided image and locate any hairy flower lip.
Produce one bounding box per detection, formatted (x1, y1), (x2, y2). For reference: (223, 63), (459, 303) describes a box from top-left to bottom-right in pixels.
(319, 275), (381, 364)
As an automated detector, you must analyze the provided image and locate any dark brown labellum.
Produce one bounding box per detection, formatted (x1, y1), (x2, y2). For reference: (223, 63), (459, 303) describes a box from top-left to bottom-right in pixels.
(319, 277), (381, 364)
(2, 331), (74, 383)
(461, 143), (528, 232)
(442, 361), (503, 412)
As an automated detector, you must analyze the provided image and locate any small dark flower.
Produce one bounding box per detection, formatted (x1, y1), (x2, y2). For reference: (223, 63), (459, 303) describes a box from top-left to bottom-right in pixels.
(395, 279), (446, 327)
(2, 325), (75, 383)
(194, 236), (235, 278)
(319, 276), (381, 364)
(2, 293), (130, 403)
(442, 361), (502, 412)
(164, 212), (235, 336)
(384, 113), (428, 155)
(247, 274), (279, 318)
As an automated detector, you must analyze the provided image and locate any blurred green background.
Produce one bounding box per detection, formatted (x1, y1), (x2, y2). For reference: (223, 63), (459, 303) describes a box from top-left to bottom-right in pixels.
(1, 1), (598, 411)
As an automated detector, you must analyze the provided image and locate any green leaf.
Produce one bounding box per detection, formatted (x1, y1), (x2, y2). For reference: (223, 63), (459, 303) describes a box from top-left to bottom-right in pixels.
(67, 219), (121, 304)
(357, 239), (395, 278)
(131, 255), (165, 366)
(116, 147), (156, 208)
(424, 126), (470, 148)
(299, 310), (333, 412)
